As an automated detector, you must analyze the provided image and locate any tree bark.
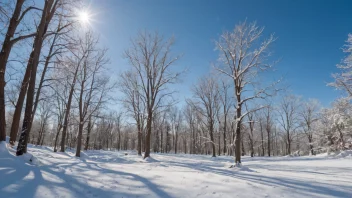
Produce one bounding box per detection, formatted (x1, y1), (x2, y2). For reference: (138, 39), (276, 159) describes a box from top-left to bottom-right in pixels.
(9, 66), (30, 145)
(76, 120), (84, 157)
(137, 122), (142, 155)
(144, 112), (152, 158)
(84, 116), (92, 150)
(267, 129), (271, 157)
(223, 115), (227, 154)
(53, 125), (62, 152)
(235, 105), (241, 164)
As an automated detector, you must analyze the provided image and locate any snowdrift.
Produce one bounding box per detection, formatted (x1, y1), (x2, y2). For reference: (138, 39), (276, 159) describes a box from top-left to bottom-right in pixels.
(0, 137), (41, 166)
(0, 141), (9, 155)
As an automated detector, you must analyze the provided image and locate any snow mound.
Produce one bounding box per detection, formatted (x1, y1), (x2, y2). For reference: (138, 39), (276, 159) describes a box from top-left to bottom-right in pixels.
(80, 151), (90, 159)
(0, 141), (41, 166)
(315, 150), (352, 159)
(0, 141), (9, 155)
(335, 150), (352, 158)
(19, 153), (42, 166)
(143, 157), (158, 163)
(284, 150), (303, 157)
(229, 164), (255, 172)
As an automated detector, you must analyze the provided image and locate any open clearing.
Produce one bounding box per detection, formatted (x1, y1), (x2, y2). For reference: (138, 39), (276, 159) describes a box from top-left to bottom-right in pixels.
(1, 144), (351, 198)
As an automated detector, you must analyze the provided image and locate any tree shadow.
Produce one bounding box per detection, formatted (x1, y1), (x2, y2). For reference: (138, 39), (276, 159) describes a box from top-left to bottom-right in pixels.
(165, 160), (352, 197)
(0, 153), (172, 198)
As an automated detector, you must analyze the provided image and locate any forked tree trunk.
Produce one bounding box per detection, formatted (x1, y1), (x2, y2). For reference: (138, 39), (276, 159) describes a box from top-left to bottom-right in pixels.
(16, 0), (57, 156)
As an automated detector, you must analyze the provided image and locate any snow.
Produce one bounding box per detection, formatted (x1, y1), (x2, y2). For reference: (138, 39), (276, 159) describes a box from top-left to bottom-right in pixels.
(1, 143), (352, 197)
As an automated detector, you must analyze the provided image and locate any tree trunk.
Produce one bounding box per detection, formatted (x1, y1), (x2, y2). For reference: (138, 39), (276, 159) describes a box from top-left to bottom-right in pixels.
(249, 136), (254, 157)
(166, 126), (169, 153)
(223, 116), (227, 154)
(235, 105), (241, 164)
(143, 112), (152, 159)
(137, 123), (142, 155)
(76, 120), (84, 157)
(248, 122), (254, 157)
(287, 131), (291, 155)
(308, 136), (314, 155)
(53, 125), (61, 152)
(160, 125), (163, 153)
(30, 32), (58, 127)
(84, 116), (92, 150)
(174, 129), (178, 154)
(0, 0), (26, 142)
(267, 129), (271, 157)
(337, 126), (345, 150)
(40, 132), (45, 146)
(9, 66), (30, 145)
(117, 128), (121, 151)
(260, 122), (265, 156)
(241, 135), (245, 156)
(209, 123), (216, 157)
(60, 61), (80, 152)
(218, 131), (221, 156)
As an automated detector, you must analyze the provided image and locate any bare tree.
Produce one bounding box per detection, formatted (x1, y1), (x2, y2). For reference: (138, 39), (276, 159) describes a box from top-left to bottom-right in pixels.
(35, 101), (51, 146)
(277, 95), (300, 155)
(190, 76), (220, 157)
(52, 81), (65, 152)
(124, 31), (182, 159)
(114, 112), (123, 151)
(184, 103), (196, 154)
(245, 103), (255, 157)
(0, 0), (39, 142)
(59, 31), (94, 152)
(263, 105), (274, 157)
(17, 0), (64, 155)
(75, 34), (110, 157)
(218, 79), (232, 154)
(299, 99), (320, 155)
(215, 21), (278, 165)
(84, 114), (95, 151)
(119, 71), (146, 155)
(10, 16), (72, 145)
(169, 106), (182, 154)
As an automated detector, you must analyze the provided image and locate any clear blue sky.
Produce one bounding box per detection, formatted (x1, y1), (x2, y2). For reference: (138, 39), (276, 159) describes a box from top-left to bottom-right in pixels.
(86, 0), (352, 106)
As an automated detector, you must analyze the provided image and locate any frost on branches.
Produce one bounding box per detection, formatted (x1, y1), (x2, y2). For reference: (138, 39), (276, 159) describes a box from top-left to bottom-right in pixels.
(330, 34), (352, 95)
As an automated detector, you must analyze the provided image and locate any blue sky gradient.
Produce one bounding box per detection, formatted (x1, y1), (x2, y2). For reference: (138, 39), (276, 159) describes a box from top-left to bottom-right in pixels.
(86, 0), (352, 106)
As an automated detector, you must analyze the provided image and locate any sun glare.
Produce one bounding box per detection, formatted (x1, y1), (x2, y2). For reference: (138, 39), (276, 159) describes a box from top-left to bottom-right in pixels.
(78, 11), (91, 25)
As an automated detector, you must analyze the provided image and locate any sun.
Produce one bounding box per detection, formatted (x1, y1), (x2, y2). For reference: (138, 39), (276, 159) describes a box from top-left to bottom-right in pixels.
(78, 11), (91, 25)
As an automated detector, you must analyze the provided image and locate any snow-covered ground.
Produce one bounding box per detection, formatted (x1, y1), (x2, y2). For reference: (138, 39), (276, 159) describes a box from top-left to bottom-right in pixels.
(1, 142), (352, 198)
